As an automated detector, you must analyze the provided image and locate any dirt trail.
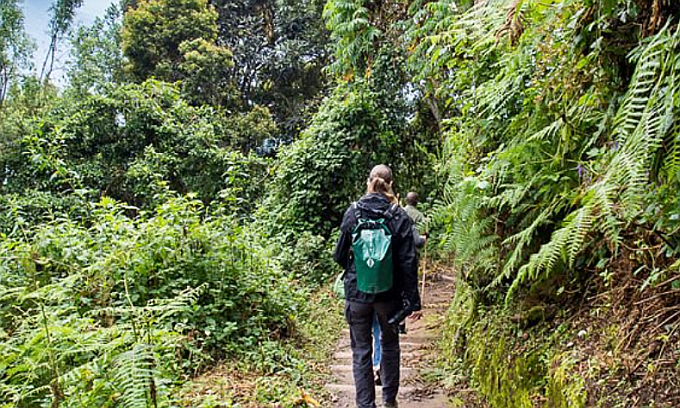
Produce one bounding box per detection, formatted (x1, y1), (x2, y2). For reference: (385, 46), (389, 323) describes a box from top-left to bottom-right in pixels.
(325, 275), (455, 408)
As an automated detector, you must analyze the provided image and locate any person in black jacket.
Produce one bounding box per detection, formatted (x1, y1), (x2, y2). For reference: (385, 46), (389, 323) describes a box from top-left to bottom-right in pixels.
(334, 164), (421, 408)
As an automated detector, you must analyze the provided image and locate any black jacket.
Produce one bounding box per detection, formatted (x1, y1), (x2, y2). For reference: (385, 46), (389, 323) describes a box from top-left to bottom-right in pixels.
(333, 193), (421, 311)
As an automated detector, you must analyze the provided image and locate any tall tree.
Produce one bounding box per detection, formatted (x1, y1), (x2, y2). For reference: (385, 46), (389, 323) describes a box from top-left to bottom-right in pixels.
(121, 0), (239, 107)
(66, 4), (124, 95)
(212, 0), (329, 140)
(0, 0), (33, 106)
(121, 0), (220, 81)
(40, 0), (84, 81)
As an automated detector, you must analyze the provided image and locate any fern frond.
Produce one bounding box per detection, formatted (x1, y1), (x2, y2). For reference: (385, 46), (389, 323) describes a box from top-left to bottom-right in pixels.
(527, 118), (564, 142)
(566, 205), (595, 267)
(507, 224), (569, 300)
(98, 283), (206, 321)
(662, 130), (680, 181)
(113, 344), (158, 408)
(494, 203), (556, 286)
(589, 179), (621, 249)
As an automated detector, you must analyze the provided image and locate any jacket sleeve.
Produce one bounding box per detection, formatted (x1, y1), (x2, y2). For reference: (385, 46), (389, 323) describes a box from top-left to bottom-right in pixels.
(333, 208), (353, 270)
(412, 225), (426, 249)
(396, 214), (421, 311)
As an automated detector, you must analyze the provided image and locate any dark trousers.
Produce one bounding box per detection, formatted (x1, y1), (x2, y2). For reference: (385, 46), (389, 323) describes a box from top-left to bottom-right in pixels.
(345, 300), (400, 408)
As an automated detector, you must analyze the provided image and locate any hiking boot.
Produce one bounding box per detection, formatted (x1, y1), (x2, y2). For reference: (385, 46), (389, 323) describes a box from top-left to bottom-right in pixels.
(383, 400), (398, 408)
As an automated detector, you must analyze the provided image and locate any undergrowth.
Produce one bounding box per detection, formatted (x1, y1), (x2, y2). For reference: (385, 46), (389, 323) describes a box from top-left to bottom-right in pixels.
(178, 290), (344, 408)
(0, 192), (341, 408)
(435, 278), (586, 408)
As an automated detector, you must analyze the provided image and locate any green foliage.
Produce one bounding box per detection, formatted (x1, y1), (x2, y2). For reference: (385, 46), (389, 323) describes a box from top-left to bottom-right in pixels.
(410, 0), (680, 300)
(2, 79), (273, 208)
(439, 281), (586, 408)
(66, 4), (125, 96)
(508, 23), (680, 299)
(222, 105), (279, 154)
(1, 0), (436, 406)
(263, 46), (439, 238)
(323, 0), (380, 77)
(40, 0), (84, 81)
(178, 290), (344, 408)
(265, 85), (379, 236)
(545, 356), (587, 408)
(428, 133), (500, 290)
(0, 194), (306, 407)
(0, 77), (61, 203)
(10, 0), (680, 404)
(277, 231), (340, 287)
(121, 0), (220, 82)
(177, 38), (237, 108)
(0, 0), (34, 105)
(210, 0), (329, 140)
(264, 80), (402, 237)
(0, 190), (91, 235)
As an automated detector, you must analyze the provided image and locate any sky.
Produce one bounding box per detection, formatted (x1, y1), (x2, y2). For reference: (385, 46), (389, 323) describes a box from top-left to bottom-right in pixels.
(23, 0), (117, 84)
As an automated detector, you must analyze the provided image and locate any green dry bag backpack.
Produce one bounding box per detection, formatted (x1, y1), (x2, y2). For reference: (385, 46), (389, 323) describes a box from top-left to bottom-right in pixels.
(351, 204), (397, 294)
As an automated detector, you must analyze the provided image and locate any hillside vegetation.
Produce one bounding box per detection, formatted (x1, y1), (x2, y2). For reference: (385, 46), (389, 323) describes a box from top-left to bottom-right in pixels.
(1, 0), (679, 407)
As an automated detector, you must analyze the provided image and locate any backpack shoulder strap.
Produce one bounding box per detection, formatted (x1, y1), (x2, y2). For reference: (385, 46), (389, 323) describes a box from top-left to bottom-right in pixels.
(383, 203), (399, 220)
(352, 202), (362, 221)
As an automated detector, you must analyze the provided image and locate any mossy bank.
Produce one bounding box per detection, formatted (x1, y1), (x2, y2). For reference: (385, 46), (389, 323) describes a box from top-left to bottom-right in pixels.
(437, 277), (680, 408)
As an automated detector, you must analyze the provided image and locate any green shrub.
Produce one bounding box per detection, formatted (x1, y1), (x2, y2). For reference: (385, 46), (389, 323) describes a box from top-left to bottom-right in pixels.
(277, 231), (341, 287)
(0, 194), (305, 407)
(263, 49), (435, 240)
(0, 190), (92, 235)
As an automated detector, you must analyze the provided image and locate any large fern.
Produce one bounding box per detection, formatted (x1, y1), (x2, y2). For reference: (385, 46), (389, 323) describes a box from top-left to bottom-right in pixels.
(422, 0), (680, 303)
(0, 270), (202, 407)
(506, 24), (680, 299)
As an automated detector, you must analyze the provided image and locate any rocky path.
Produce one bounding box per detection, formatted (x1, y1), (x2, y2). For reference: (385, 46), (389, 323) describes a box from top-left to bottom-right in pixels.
(326, 276), (455, 408)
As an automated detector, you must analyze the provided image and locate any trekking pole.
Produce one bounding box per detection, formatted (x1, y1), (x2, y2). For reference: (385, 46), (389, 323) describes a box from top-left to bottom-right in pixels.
(420, 239), (428, 306)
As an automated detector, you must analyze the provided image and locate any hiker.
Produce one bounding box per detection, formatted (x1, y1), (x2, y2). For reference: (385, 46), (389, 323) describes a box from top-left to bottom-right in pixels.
(398, 192), (428, 332)
(404, 192), (426, 237)
(334, 164), (421, 408)
(373, 192), (426, 374)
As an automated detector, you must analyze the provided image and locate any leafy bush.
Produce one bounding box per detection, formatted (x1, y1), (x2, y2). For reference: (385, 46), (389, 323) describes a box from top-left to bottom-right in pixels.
(0, 194), (305, 407)
(263, 83), (389, 237)
(263, 49), (436, 239)
(277, 231), (340, 287)
(121, 0), (219, 82)
(0, 190), (92, 235)
(2, 80), (273, 210)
